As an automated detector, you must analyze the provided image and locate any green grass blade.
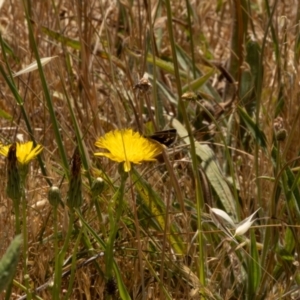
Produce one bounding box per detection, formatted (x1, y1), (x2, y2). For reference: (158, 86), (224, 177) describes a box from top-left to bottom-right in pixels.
(22, 0), (69, 178)
(76, 210), (131, 300)
(41, 25), (81, 49)
(240, 38), (262, 114)
(175, 43), (222, 102)
(248, 230), (261, 298)
(237, 106), (267, 150)
(147, 74), (178, 105)
(182, 68), (215, 93)
(0, 33), (51, 186)
(172, 118), (237, 219)
(131, 169), (186, 254)
(1, 37), (19, 62)
(164, 0), (205, 289)
(0, 108), (12, 121)
(273, 227), (295, 281)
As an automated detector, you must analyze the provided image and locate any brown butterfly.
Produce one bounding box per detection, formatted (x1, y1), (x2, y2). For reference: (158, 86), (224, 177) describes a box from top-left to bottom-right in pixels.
(146, 129), (177, 147)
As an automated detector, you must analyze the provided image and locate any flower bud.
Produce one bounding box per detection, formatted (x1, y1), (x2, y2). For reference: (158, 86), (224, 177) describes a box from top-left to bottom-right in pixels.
(67, 148), (83, 209)
(91, 177), (105, 200)
(6, 143), (21, 204)
(48, 186), (62, 207)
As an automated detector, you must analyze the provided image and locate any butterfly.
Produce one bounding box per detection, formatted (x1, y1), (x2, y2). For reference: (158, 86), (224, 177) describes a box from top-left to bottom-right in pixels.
(146, 129), (177, 147)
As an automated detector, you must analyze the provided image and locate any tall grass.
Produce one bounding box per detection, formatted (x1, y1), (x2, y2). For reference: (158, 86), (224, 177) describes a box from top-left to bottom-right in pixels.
(0, 0), (299, 299)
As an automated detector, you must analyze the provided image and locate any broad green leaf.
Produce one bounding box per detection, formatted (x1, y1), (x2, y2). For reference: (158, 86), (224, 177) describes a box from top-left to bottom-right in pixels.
(196, 144), (236, 218)
(170, 117), (237, 220)
(0, 235), (22, 292)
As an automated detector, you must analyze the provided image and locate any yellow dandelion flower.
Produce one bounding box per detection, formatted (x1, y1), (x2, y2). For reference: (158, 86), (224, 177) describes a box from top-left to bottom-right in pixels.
(94, 129), (163, 172)
(0, 141), (43, 165)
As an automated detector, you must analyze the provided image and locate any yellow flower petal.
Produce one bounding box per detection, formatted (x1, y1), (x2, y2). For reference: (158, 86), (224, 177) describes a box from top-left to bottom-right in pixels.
(16, 142), (43, 164)
(124, 161), (131, 172)
(94, 129), (163, 172)
(0, 142), (43, 165)
(0, 144), (10, 157)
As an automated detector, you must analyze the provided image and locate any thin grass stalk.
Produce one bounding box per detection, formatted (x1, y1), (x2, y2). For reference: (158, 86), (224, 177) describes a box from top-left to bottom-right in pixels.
(264, 0), (281, 80)
(259, 0), (279, 273)
(50, 1), (93, 187)
(295, 0), (300, 63)
(105, 166), (127, 280)
(224, 113), (241, 219)
(185, 0), (196, 79)
(129, 171), (146, 299)
(99, 1), (123, 131)
(58, 80), (92, 185)
(63, 228), (83, 300)
(21, 0), (70, 178)
(159, 182), (172, 296)
(164, 0), (206, 292)
(143, 255), (172, 300)
(199, 103), (240, 219)
(226, 0), (246, 219)
(12, 280), (43, 300)
(52, 205), (59, 299)
(50, 0), (96, 134)
(20, 180), (31, 300)
(62, 133), (104, 238)
(4, 282), (13, 300)
(13, 203), (21, 236)
(281, 105), (300, 162)
(76, 210), (131, 300)
(93, 195), (107, 236)
(0, 34), (51, 187)
(224, 0), (246, 107)
(54, 212), (75, 299)
(146, 1), (164, 129)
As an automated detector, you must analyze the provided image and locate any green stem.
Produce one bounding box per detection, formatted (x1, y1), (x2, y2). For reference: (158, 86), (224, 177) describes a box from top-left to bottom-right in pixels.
(12, 280), (43, 300)
(105, 166), (127, 280)
(13, 202), (21, 235)
(54, 212), (75, 299)
(52, 205), (59, 299)
(21, 186), (31, 300)
(164, 0), (205, 292)
(63, 227), (83, 300)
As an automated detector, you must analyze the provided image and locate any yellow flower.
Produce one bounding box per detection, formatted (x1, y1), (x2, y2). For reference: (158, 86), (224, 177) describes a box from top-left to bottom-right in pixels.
(0, 141), (43, 165)
(94, 129), (163, 172)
